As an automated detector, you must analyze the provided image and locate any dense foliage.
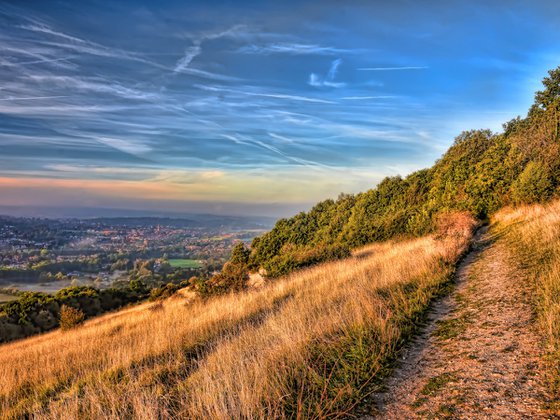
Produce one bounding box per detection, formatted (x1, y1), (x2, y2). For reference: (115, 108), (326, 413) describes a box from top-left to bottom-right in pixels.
(0, 282), (150, 342)
(241, 67), (560, 277)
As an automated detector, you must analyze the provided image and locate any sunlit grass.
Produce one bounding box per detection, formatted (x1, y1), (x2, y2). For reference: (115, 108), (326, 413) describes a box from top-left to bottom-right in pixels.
(0, 213), (476, 419)
(494, 199), (560, 407)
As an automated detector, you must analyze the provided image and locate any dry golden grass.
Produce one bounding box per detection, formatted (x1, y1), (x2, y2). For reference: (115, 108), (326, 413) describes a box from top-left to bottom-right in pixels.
(494, 199), (560, 403)
(0, 213), (476, 419)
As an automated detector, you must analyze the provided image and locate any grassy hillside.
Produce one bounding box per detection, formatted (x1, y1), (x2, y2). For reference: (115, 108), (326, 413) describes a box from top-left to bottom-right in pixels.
(0, 213), (475, 419)
(238, 67), (560, 283)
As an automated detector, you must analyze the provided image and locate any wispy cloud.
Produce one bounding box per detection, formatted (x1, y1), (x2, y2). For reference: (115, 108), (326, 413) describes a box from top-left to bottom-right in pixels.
(268, 132), (295, 143)
(45, 164), (154, 176)
(271, 111), (314, 126)
(19, 22), (163, 69)
(179, 24), (249, 43)
(0, 103), (132, 117)
(251, 138), (331, 169)
(196, 84), (336, 104)
(0, 95), (70, 101)
(7, 7), (241, 83)
(341, 95), (398, 100)
(173, 66), (240, 82)
(174, 45), (202, 72)
(37, 39), (167, 70)
(20, 23), (94, 45)
(358, 66), (429, 71)
(253, 91), (336, 104)
(328, 58), (342, 80)
(308, 58), (345, 88)
(174, 25), (247, 75)
(95, 136), (152, 155)
(237, 42), (352, 55)
(0, 1), (473, 214)
(221, 134), (251, 146)
(25, 75), (158, 100)
(0, 44), (77, 70)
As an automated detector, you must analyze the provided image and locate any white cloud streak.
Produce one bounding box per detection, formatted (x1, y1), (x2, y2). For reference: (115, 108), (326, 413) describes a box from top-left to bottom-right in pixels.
(341, 96), (398, 100)
(196, 84), (336, 104)
(268, 132), (295, 143)
(96, 137), (152, 155)
(238, 43), (352, 55)
(0, 95), (70, 101)
(327, 58), (342, 80)
(25, 75), (158, 100)
(358, 66), (428, 71)
(174, 25), (247, 75)
(174, 45), (202, 72)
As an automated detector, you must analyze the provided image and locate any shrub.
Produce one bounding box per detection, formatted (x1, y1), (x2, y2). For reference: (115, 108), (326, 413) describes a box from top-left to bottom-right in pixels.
(59, 305), (85, 331)
(129, 279), (148, 295)
(205, 261), (249, 294)
(435, 211), (477, 239)
(149, 283), (181, 301)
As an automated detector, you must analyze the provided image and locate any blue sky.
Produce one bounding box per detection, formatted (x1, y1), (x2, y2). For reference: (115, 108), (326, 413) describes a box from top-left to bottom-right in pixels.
(1, 0), (559, 217)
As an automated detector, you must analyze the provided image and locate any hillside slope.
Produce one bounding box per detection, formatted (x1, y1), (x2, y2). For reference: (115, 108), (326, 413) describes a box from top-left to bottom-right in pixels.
(238, 67), (560, 283)
(0, 213), (474, 419)
(4, 201), (560, 419)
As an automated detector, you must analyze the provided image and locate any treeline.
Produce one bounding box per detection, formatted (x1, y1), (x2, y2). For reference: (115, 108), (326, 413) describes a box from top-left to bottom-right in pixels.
(0, 258), (204, 342)
(0, 284), (145, 342)
(213, 67), (560, 285)
(0, 279), (193, 343)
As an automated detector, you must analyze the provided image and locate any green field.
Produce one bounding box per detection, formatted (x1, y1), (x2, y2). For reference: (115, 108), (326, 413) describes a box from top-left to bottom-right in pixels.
(168, 259), (203, 269)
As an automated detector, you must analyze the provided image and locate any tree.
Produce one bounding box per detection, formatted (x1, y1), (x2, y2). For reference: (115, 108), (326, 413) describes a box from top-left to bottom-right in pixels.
(129, 279), (148, 295)
(535, 67), (560, 110)
(229, 242), (250, 265)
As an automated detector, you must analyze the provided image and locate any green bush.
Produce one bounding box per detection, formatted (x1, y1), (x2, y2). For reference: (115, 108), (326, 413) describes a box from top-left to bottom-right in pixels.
(205, 261), (249, 295)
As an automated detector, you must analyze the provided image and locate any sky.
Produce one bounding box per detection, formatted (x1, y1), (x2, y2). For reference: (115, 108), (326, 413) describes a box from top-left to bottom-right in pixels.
(1, 0), (560, 218)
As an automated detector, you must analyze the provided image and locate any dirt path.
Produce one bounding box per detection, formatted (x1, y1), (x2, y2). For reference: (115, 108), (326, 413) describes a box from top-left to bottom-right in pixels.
(369, 227), (551, 419)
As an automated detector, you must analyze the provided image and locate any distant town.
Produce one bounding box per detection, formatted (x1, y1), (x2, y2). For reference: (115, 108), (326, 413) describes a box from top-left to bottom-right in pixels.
(0, 215), (271, 299)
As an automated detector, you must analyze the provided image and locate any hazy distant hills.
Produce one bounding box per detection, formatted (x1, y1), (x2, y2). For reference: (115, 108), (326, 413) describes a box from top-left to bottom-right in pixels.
(0, 206), (276, 229)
